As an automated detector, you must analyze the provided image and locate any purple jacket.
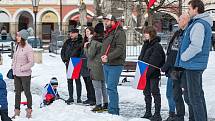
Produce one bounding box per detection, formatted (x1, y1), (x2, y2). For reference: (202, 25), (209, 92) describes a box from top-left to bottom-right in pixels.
(12, 43), (34, 76)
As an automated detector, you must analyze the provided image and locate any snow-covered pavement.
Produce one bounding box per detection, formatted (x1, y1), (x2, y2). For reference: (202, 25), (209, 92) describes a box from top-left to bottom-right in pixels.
(1, 52), (215, 121)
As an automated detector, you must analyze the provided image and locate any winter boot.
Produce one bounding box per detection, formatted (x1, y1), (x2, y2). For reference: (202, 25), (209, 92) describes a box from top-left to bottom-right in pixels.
(83, 99), (90, 104)
(83, 100), (96, 106)
(91, 104), (103, 112)
(150, 113), (162, 121)
(173, 116), (184, 121)
(65, 98), (74, 105)
(164, 112), (176, 121)
(102, 103), (108, 111)
(77, 98), (82, 103)
(141, 111), (152, 119)
(141, 104), (152, 119)
(12, 109), (20, 119)
(26, 108), (32, 118)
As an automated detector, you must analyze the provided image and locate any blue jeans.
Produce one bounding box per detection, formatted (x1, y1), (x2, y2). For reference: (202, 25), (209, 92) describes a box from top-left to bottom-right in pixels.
(166, 78), (176, 113)
(103, 64), (123, 115)
(183, 70), (207, 121)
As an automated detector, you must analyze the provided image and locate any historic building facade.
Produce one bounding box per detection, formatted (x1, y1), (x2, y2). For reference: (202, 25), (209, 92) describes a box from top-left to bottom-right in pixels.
(0, 0), (94, 40)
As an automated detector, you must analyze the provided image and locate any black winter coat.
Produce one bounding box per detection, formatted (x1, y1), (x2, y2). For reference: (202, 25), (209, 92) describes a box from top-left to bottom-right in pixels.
(61, 34), (83, 65)
(161, 29), (184, 76)
(138, 36), (165, 79)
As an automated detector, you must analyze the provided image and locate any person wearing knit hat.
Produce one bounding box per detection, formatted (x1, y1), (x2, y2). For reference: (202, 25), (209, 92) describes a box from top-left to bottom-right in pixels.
(94, 23), (104, 34)
(40, 77), (60, 107)
(12, 29), (34, 118)
(50, 77), (58, 86)
(84, 22), (108, 112)
(18, 29), (30, 40)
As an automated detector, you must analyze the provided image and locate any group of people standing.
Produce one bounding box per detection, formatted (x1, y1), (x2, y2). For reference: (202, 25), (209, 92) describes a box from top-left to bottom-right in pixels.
(60, 14), (126, 115)
(0, 0), (213, 121)
(139, 0), (212, 121)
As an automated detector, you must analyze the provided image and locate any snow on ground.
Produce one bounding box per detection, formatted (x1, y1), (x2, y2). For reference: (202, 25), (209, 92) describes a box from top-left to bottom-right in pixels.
(0, 52), (215, 121)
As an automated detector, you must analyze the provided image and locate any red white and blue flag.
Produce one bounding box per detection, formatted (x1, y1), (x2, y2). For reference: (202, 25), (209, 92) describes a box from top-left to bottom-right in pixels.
(40, 83), (58, 107)
(132, 60), (149, 90)
(67, 57), (83, 79)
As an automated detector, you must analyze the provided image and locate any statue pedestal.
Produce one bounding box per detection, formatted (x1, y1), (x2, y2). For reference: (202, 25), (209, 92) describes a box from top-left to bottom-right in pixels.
(33, 49), (43, 64)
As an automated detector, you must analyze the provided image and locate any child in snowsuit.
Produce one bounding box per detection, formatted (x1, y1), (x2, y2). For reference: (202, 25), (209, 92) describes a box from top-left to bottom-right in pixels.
(40, 77), (60, 107)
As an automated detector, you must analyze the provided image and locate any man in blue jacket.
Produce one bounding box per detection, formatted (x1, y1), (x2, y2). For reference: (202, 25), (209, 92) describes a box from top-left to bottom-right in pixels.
(175, 0), (213, 121)
(0, 73), (12, 121)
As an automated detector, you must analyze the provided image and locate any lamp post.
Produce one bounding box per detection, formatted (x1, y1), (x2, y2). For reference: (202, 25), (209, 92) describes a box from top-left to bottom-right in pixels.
(32, 0), (40, 43)
(60, 0), (62, 34)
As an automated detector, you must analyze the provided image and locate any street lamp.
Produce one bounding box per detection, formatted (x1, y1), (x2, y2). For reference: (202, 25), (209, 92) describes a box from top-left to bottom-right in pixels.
(60, 0), (63, 34)
(32, 0), (40, 44)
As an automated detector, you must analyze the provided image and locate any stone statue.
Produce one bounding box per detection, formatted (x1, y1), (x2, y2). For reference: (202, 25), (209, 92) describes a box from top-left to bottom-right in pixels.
(102, 0), (112, 16)
(79, 0), (87, 27)
(124, 1), (134, 28)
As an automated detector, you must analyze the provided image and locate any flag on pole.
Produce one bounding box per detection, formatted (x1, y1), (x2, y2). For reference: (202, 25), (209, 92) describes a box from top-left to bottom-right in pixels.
(147, 0), (157, 10)
(132, 60), (149, 90)
(67, 57), (83, 79)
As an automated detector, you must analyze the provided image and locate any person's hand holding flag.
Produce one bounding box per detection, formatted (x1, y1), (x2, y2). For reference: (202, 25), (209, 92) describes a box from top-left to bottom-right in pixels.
(101, 55), (108, 63)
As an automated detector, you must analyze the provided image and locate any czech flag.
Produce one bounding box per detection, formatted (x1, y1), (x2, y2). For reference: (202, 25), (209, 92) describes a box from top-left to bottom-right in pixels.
(46, 84), (57, 96)
(67, 57), (83, 79)
(132, 60), (149, 90)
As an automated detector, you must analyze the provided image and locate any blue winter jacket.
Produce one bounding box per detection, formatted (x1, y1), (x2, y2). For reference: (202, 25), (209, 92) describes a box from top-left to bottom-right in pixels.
(175, 12), (213, 70)
(0, 73), (8, 110)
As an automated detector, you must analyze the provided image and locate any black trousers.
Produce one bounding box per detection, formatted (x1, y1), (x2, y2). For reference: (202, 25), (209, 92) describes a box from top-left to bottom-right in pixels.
(143, 77), (161, 114)
(14, 75), (32, 109)
(172, 73), (185, 118)
(0, 109), (12, 121)
(83, 76), (96, 102)
(67, 78), (82, 99)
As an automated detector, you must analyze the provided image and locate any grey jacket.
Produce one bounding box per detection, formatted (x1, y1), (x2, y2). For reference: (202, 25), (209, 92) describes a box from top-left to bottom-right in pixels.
(84, 38), (104, 81)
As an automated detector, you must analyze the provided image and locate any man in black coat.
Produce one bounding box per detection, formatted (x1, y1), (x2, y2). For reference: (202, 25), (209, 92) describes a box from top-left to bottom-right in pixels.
(61, 28), (83, 104)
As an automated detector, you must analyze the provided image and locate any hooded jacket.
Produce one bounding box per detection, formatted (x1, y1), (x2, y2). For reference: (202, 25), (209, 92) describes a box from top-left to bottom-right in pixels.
(175, 12), (213, 70)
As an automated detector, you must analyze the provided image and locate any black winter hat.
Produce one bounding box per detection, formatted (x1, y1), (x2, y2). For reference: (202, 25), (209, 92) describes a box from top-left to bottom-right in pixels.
(94, 23), (104, 34)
